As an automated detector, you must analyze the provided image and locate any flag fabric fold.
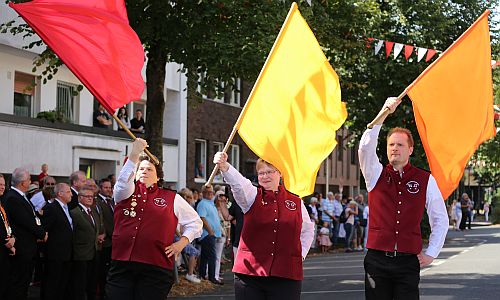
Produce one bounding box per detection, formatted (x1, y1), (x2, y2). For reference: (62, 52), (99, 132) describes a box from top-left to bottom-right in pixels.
(407, 10), (495, 199)
(9, 0), (145, 114)
(237, 3), (347, 198)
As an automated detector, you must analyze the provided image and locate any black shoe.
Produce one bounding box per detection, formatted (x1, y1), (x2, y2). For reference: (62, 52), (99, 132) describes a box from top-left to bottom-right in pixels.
(210, 279), (224, 285)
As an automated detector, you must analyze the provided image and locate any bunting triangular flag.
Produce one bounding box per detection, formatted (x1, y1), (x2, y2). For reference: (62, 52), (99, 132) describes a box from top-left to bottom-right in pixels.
(425, 49), (437, 62)
(374, 40), (384, 55)
(417, 47), (428, 62)
(393, 43), (404, 60)
(404, 45), (414, 60)
(385, 41), (394, 59)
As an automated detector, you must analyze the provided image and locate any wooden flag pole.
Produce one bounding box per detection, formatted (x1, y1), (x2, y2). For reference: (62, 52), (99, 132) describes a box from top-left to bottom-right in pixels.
(205, 127), (239, 186)
(367, 88), (408, 129)
(111, 114), (160, 165)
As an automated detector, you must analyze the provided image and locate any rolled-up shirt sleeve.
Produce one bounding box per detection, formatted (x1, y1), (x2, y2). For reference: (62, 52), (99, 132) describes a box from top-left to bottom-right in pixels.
(174, 194), (203, 242)
(113, 159), (136, 204)
(425, 175), (449, 258)
(300, 201), (315, 259)
(221, 164), (257, 214)
(358, 125), (383, 192)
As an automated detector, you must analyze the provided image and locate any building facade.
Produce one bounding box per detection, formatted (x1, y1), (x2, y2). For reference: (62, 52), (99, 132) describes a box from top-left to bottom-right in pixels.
(0, 3), (187, 186)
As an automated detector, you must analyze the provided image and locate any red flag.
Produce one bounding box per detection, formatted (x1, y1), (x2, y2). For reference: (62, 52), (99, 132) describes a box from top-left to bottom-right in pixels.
(385, 41), (394, 59)
(9, 0), (145, 114)
(425, 49), (437, 62)
(404, 45), (414, 61)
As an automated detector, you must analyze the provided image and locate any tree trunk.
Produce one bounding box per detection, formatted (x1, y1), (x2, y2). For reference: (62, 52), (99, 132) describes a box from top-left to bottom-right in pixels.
(145, 44), (167, 165)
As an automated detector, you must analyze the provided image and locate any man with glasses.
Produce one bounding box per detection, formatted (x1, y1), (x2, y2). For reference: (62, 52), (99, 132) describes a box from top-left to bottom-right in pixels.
(70, 185), (102, 300)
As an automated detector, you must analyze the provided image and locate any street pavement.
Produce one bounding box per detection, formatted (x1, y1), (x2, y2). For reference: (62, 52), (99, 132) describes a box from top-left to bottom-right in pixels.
(171, 224), (500, 300)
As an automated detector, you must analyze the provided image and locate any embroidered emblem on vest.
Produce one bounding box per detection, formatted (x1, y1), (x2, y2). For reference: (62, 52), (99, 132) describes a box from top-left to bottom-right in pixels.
(406, 181), (420, 194)
(284, 200), (297, 211)
(154, 198), (167, 207)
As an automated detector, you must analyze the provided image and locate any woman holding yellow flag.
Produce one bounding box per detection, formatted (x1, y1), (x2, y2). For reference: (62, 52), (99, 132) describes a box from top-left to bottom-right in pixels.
(213, 152), (314, 300)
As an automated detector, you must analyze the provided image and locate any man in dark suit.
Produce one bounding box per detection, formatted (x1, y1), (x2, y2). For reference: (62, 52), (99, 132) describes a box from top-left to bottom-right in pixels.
(70, 185), (103, 300)
(96, 178), (114, 298)
(0, 173), (16, 298)
(69, 170), (86, 210)
(2, 168), (47, 300)
(42, 183), (73, 300)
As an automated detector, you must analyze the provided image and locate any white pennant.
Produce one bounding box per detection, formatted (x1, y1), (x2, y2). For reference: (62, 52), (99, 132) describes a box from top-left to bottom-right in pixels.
(393, 43), (404, 60)
(417, 47), (428, 62)
(374, 40), (384, 55)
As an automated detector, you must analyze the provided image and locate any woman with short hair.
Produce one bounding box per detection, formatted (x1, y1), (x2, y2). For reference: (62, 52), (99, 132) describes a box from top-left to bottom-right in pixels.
(213, 152), (314, 300)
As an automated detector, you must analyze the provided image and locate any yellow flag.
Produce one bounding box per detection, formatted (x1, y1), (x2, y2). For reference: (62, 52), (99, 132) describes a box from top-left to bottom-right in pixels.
(237, 3), (347, 197)
(407, 10), (495, 199)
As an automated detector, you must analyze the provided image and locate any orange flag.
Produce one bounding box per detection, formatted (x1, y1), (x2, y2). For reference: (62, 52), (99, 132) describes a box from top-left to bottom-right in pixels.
(407, 10), (495, 199)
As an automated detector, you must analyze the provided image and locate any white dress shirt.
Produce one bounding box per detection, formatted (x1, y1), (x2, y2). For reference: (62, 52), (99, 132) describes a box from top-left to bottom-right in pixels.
(358, 125), (449, 258)
(221, 164), (315, 259)
(113, 159), (202, 243)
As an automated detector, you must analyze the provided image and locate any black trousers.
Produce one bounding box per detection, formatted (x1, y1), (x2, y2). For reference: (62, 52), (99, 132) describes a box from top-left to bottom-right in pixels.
(96, 247), (112, 299)
(199, 235), (216, 281)
(72, 259), (98, 300)
(364, 249), (420, 300)
(6, 256), (34, 300)
(234, 273), (302, 300)
(43, 260), (72, 300)
(106, 260), (174, 300)
(459, 208), (469, 230)
(0, 252), (11, 299)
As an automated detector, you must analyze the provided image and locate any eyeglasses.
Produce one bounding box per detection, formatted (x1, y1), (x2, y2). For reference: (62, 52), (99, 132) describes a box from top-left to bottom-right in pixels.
(257, 170), (277, 177)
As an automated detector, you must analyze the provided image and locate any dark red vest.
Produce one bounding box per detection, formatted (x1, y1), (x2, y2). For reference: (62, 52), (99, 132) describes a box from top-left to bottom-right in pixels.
(233, 185), (303, 281)
(112, 183), (177, 269)
(367, 163), (429, 254)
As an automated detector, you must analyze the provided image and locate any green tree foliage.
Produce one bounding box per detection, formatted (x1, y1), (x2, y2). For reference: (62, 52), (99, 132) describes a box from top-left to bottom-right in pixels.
(2, 0), (498, 170)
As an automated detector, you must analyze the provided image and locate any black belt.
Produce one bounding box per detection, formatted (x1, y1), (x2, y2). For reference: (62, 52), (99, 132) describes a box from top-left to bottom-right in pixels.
(368, 249), (415, 258)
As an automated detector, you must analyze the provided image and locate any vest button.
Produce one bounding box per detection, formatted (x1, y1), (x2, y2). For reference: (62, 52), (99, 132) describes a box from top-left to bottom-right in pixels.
(272, 241), (275, 244)
(398, 201), (402, 204)
(138, 218), (142, 221)
(135, 227), (138, 230)
(274, 218), (278, 222)
(397, 211), (400, 214)
(274, 210), (277, 213)
(271, 253), (274, 256)
(132, 236), (135, 239)
(398, 182), (401, 184)
(396, 231), (399, 234)
(273, 229), (277, 233)
(398, 191), (402, 195)
(397, 220), (400, 224)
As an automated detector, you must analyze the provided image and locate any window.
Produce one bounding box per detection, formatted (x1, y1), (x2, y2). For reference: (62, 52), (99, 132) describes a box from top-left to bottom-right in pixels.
(351, 145), (356, 164)
(14, 72), (38, 117)
(194, 139), (207, 182)
(224, 78), (241, 106)
(229, 144), (240, 171)
(197, 74), (241, 107)
(337, 134), (343, 161)
(57, 81), (79, 123)
(212, 142), (224, 182)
